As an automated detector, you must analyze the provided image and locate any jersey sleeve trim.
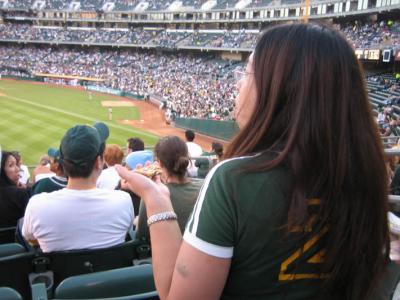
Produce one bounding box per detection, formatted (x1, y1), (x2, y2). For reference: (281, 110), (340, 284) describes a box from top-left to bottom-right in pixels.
(183, 230), (234, 258)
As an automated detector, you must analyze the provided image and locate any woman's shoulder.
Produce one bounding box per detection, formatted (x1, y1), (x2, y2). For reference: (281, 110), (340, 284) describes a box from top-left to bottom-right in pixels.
(212, 153), (288, 176)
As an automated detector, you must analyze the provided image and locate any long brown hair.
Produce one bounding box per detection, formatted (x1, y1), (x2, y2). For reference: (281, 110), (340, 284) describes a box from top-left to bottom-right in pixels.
(226, 23), (389, 299)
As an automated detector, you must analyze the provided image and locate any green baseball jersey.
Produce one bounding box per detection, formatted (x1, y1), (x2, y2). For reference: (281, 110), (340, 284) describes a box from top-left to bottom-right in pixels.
(31, 176), (68, 196)
(184, 155), (326, 299)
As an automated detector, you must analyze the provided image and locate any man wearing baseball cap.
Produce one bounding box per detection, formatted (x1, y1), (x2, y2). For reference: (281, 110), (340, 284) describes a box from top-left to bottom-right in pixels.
(22, 122), (134, 252)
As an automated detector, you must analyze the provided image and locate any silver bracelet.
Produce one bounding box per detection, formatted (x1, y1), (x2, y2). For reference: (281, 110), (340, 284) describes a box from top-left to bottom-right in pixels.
(147, 211), (178, 227)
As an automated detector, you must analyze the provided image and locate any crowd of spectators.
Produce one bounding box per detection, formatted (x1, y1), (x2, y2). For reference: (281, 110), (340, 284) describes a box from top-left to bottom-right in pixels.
(3, 20), (400, 50)
(0, 23), (258, 49)
(0, 44), (238, 120)
(366, 74), (400, 143)
(3, 0), (296, 11)
(336, 20), (400, 49)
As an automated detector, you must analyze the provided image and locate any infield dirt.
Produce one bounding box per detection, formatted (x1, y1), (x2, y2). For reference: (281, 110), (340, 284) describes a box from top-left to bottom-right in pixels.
(101, 100), (136, 107)
(118, 100), (228, 150)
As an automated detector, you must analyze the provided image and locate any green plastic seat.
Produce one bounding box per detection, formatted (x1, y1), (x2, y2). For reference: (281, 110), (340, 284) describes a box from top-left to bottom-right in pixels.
(54, 264), (158, 299)
(0, 243), (25, 258)
(0, 252), (36, 299)
(0, 226), (16, 244)
(0, 287), (23, 300)
(34, 239), (145, 288)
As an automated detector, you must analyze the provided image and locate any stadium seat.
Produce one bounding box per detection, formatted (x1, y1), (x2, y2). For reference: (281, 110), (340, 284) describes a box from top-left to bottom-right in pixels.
(0, 251), (36, 299)
(0, 243), (25, 258)
(0, 287), (22, 300)
(33, 239), (147, 287)
(53, 264), (158, 299)
(0, 226), (16, 244)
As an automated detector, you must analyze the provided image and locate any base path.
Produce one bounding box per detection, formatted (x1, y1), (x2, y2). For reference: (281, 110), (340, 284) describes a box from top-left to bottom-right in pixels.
(101, 100), (136, 107)
(118, 100), (229, 150)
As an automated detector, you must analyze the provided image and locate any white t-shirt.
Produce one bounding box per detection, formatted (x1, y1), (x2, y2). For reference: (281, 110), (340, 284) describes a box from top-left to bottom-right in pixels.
(22, 188), (134, 252)
(96, 167), (120, 190)
(186, 142), (203, 177)
(186, 142), (203, 158)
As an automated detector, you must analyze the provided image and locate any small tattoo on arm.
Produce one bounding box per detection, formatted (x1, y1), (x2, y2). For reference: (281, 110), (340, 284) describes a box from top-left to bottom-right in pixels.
(176, 263), (189, 278)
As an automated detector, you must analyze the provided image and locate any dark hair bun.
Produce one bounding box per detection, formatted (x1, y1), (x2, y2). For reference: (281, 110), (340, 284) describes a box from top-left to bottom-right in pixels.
(173, 156), (189, 175)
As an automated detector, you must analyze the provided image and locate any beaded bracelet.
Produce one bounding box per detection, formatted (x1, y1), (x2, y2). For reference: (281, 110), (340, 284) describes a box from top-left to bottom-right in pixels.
(147, 211), (178, 227)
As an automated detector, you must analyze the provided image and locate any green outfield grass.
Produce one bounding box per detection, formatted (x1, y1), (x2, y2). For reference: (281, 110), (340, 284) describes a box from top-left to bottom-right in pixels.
(0, 79), (160, 165)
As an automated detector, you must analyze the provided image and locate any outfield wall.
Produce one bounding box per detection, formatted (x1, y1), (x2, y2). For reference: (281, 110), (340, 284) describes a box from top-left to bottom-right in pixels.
(174, 118), (239, 141)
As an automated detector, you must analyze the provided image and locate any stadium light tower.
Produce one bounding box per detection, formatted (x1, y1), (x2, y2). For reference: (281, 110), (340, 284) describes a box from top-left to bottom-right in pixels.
(302, 0), (310, 23)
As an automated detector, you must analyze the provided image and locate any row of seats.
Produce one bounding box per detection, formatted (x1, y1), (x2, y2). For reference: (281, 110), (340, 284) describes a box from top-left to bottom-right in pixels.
(0, 264), (158, 300)
(1, 245), (399, 299)
(0, 237), (157, 299)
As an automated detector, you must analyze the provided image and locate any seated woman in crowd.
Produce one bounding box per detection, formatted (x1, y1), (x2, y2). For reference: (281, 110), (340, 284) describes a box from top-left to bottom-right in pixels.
(97, 144), (124, 190)
(136, 136), (203, 241)
(116, 23), (389, 299)
(0, 151), (30, 227)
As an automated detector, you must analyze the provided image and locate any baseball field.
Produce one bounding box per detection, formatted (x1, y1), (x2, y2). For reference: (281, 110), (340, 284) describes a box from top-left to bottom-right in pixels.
(0, 79), (160, 166)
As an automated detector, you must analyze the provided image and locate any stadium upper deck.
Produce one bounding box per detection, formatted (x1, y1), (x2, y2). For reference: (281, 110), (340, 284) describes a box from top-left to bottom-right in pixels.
(0, 0), (304, 12)
(0, 0), (399, 22)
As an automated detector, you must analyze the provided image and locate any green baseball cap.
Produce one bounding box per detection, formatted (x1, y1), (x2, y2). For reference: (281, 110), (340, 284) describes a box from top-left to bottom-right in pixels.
(60, 122), (109, 166)
(48, 147), (60, 160)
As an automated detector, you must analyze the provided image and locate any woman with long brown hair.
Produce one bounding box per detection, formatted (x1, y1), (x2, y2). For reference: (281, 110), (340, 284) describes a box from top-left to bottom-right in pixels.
(116, 23), (390, 299)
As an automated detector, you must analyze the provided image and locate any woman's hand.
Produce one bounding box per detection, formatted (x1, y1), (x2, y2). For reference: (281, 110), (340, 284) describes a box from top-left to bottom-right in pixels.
(115, 164), (171, 214)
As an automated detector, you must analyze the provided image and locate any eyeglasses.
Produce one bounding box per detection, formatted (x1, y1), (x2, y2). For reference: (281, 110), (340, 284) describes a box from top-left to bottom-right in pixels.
(233, 67), (252, 82)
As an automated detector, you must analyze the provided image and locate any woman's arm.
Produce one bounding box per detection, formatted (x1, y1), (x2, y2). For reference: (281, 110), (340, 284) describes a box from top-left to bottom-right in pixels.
(115, 165), (231, 300)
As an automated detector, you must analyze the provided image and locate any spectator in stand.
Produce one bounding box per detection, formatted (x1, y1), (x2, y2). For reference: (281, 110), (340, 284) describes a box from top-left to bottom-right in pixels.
(32, 154), (55, 184)
(13, 151), (30, 187)
(185, 130), (203, 157)
(0, 151), (30, 227)
(116, 23), (390, 299)
(97, 144), (124, 190)
(31, 148), (67, 196)
(136, 136), (203, 241)
(126, 137), (145, 155)
(185, 130), (203, 177)
(210, 141), (224, 163)
(22, 122), (134, 252)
